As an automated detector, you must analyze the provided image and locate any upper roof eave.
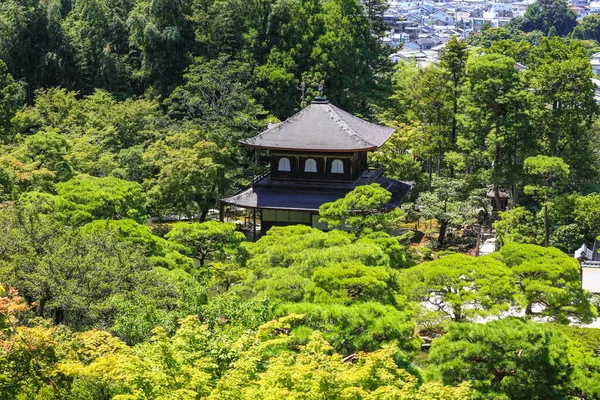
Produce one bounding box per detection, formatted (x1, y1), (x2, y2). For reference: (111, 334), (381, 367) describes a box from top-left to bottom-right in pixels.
(238, 141), (378, 153)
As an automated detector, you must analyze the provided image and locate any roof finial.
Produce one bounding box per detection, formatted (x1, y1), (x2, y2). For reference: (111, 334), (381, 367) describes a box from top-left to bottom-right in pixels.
(312, 82), (328, 104)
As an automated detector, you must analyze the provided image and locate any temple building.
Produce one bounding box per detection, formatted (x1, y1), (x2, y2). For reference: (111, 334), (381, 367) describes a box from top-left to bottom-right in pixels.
(219, 97), (412, 238)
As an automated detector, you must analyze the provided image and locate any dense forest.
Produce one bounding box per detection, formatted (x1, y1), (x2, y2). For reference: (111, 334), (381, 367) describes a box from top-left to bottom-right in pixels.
(2, 0), (600, 398)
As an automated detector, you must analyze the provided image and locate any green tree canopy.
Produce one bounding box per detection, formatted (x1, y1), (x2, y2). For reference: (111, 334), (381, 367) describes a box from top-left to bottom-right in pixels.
(143, 131), (238, 220)
(81, 219), (193, 270)
(494, 207), (545, 246)
(276, 302), (418, 356)
(412, 177), (473, 247)
(493, 243), (596, 323)
(521, 0), (577, 36)
(0, 59), (24, 136)
(523, 155), (569, 246)
(459, 53), (531, 208)
(399, 254), (517, 322)
(573, 193), (600, 242)
(0, 204), (203, 333)
(319, 183), (404, 236)
(21, 127), (72, 181)
(56, 174), (148, 223)
(166, 221), (246, 267)
(428, 319), (572, 399)
(572, 14), (600, 41)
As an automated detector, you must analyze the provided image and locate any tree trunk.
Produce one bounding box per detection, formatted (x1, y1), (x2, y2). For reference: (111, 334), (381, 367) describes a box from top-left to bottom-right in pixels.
(511, 180), (517, 208)
(451, 102), (458, 146)
(512, 142), (518, 207)
(437, 147), (442, 177)
(544, 202), (549, 247)
(199, 208), (208, 222)
(54, 307), (64, 325)
(37, 297), (46, 317)
(493, 122), (503, 213)
(493, 185), (502, 215)
(454, 304), (463, 322)
(428, 157), (433, 188)
(491, 370), (507, 387)
(450, 92), (458, 179)
(438, 220), (449, 247)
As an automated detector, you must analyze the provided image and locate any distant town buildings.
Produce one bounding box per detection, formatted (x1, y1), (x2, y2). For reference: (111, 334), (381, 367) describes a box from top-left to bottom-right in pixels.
(384, 0), (598, 52)
(384, 0), (600, 100)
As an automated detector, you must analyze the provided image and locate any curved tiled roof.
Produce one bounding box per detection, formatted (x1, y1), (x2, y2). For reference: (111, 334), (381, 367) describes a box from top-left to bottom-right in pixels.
(240, 101), (395, 152)
(219, 177), (413, 211)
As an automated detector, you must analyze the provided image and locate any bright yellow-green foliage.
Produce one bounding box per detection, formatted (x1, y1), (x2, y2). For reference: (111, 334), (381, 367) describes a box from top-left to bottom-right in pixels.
(210, 315), (474, 400)
(56, 174), (148, 223)
(216, 331), (472, 400)
(0, 311), (473, 400)
(58, 317), (218, 399)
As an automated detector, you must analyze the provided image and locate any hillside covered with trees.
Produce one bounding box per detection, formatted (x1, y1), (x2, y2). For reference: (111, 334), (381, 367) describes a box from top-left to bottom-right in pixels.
(2, 0), (600, 398)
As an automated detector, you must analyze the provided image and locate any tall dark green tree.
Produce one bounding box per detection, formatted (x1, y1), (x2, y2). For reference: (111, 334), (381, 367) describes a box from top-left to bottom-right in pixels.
(63, 0), (132, 94)
(0, 0), (73, 99)
(310, 0), (392, 114)
(459, 53), (532, 208)
(528, 38), (598, 185)
(127, 0), (195, 94)
(0, 59), (24, 136)
(521, 0), (577, 36)
(439, 36), (468, 171)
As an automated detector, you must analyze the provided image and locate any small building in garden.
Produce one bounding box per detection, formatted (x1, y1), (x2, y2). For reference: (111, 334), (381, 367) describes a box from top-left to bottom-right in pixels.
(576, 240), (600, 293)
(486, 187), (510, 222)
(218, 97), (412, 239)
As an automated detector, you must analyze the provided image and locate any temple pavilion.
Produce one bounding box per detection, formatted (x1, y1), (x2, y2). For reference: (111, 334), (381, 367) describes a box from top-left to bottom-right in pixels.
(219, 97), (412, 238)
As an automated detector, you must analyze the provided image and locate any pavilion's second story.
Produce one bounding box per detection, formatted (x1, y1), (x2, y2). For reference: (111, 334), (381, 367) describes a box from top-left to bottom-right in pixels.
(239, 96), (396, 188)
(269, 150), (368, 182)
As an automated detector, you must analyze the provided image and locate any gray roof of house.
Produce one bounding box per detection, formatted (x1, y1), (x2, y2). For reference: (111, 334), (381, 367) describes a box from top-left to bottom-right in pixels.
(220, 176), (412, 211)
(240, 100), (395, 152)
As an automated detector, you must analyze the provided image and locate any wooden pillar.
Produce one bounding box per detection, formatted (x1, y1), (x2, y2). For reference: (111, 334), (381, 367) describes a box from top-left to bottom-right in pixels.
(260, 209), (263, 236)
(253, 208), (257, 241)
(219, 202), (225, 222)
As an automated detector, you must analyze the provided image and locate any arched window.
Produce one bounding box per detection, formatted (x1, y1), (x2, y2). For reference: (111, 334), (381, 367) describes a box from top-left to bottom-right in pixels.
(278, 157), (291, 171)
(331, 159), (344, 174)
(305, 158), (317, 173)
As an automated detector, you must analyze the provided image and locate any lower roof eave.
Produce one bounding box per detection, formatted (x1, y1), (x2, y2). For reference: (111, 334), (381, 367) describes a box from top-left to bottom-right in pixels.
(219, 176), (413, 212)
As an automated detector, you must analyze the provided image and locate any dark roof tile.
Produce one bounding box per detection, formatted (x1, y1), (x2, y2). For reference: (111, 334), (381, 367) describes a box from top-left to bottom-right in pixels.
(220, 177), (412, 211)
(240, 102), (395, 152)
